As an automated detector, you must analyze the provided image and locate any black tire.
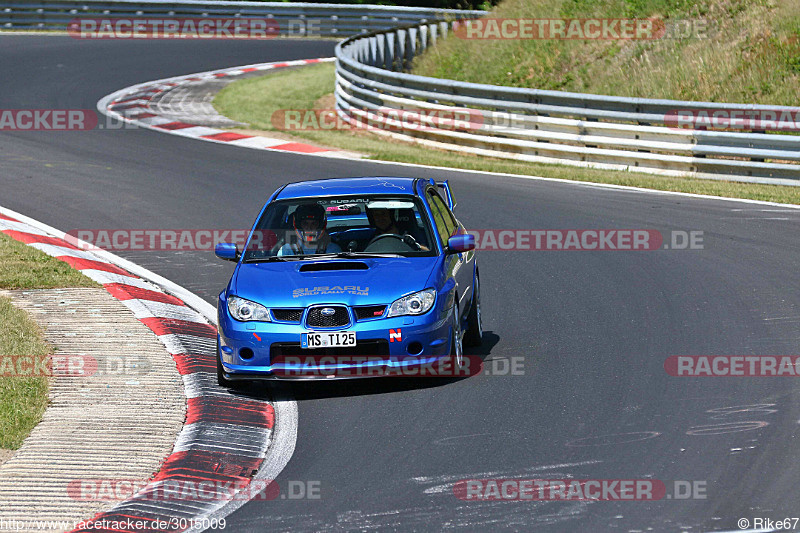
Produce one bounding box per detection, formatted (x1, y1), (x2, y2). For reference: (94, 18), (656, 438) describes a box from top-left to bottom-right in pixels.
(449, 299), (464, 369)
(464, 275), (483, 347)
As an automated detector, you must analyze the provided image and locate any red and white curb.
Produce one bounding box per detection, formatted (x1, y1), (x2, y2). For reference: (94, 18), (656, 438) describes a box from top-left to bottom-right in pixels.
(0, 206), (297, 532)
(97, 57), (359, 159)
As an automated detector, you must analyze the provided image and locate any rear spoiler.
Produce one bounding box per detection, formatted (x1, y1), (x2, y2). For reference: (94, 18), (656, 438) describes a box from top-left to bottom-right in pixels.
(437, 180), (456, 210)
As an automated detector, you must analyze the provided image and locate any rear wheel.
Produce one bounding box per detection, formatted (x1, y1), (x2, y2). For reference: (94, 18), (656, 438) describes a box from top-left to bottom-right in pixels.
(464, 275), (483, 347)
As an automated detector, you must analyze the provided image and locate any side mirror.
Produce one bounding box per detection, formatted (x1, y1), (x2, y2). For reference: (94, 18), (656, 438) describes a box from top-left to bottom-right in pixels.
(215, 242), (240, 262)
(447, 234), (475, 254)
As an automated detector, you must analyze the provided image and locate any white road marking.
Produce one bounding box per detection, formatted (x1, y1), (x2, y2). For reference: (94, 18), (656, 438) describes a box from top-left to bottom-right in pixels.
(0, 219), (51, 236)
(80, 269), (155, 289)
(119, 298), (206, 324)
(28, 242), (102, 260)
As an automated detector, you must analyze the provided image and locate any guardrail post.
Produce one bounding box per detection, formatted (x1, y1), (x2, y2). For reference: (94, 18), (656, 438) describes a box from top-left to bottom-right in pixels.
(406, 27), (420, 71)
(394, 29), (406, 72)
(385, 33), (395, 71)
(368, 36), (378, 67)
(375, 34), (385, 68)
(362, 39), (372, 63)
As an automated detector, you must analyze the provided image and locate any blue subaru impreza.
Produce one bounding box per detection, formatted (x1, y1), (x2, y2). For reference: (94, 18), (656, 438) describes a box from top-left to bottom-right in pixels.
(215, 176), (481, 384)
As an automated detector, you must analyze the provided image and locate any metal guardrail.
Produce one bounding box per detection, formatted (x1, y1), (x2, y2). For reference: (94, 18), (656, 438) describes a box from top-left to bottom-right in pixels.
(0, 1), (477, 36)
(6, 0), (797, 184)
(335, 21), (800, 185)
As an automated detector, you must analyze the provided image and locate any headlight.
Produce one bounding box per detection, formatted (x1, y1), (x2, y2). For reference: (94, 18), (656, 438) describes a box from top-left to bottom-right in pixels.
(387, 289), (436, 317)
(227, 296), (271, 322)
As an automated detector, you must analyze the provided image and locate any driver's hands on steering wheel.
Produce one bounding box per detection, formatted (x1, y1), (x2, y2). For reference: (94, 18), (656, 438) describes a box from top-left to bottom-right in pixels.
(402, 234), (422, 250)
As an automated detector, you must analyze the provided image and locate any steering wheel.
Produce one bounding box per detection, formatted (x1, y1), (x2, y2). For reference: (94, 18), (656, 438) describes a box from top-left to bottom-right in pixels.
(365, 233), (421, 251)
(243, 237), (285, 259)
(269, 238), (286, 255)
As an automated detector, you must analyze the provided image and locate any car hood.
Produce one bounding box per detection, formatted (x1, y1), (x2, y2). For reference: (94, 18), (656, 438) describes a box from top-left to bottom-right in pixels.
(232, 257), (439, 307)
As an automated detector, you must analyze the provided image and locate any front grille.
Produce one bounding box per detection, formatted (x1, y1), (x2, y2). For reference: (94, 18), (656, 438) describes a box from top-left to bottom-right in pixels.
(270, 340), (390, 359)
(306, 306), (350, 328)
(272, 309), (303, 323)
(354, 305), (387, 320)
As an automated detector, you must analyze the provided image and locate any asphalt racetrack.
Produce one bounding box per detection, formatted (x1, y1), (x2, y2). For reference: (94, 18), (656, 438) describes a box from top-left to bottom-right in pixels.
(2, 35), (800, 531)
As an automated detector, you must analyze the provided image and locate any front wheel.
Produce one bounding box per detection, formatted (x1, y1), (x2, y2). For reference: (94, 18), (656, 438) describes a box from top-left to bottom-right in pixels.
(464, 275), (483, 347)
(449, 299), (464, 369)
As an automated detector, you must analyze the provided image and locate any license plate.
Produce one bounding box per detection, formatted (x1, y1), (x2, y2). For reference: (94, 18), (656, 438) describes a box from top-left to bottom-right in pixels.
(302, 331), (356, 349)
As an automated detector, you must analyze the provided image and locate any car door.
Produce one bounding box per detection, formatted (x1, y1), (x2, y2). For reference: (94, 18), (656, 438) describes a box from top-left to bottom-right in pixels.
(426, 188), (473, 321)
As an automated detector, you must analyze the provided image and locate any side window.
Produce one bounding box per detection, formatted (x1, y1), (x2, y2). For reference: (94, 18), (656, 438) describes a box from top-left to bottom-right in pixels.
(427, 189), (457, 244)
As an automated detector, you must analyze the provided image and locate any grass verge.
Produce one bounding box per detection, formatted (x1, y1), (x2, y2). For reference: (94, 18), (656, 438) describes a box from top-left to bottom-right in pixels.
(0, 231), (99, 452)
(0, 298), (49, 450)
(0, 232), (98, 289)
(213, 62), (800, 205)
(413, 0), (800, 105)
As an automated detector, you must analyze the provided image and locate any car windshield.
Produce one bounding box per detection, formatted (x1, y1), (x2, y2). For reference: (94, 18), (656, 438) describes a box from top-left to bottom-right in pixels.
(242, 195), (437, 261)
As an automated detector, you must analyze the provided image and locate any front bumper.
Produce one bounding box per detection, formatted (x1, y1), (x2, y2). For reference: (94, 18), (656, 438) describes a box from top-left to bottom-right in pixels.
(218, 301), (453, 380)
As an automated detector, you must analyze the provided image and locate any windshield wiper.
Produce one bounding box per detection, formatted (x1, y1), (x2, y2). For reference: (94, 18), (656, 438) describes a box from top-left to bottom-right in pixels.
(244, 256), (298, 263)
(245, 252), (402, 263)
(334, 252), (402, 258)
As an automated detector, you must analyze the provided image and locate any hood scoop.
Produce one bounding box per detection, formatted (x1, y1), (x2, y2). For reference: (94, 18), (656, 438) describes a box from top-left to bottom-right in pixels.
(299, 261), (369, 272)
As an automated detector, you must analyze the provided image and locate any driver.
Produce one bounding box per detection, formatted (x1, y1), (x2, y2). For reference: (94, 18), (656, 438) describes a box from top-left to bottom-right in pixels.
(365, 202), (428, 251)
(370, 207), (401, 236)
(278, 203), (341, 256)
